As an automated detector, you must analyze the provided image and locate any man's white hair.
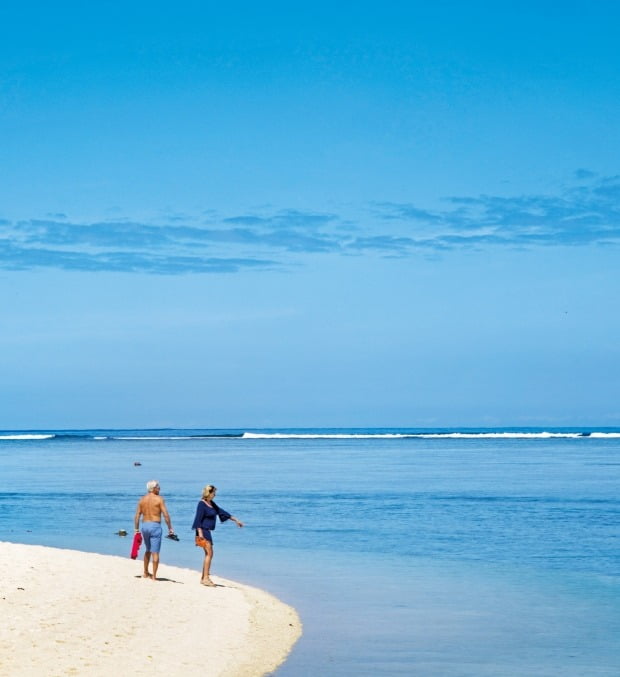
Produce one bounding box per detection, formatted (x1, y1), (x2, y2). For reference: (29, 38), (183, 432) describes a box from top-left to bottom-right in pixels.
(146, 480), (160, 492)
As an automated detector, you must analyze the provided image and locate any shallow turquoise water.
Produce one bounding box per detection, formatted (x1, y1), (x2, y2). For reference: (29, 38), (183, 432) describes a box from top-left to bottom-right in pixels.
(1, 429), (618, 675)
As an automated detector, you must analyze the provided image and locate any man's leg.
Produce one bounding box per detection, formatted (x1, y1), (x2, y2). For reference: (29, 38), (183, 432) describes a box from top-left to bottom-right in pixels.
(143, 550), (151, 578)
(152, 552), (160, 580)
(148, 525), (163, 580)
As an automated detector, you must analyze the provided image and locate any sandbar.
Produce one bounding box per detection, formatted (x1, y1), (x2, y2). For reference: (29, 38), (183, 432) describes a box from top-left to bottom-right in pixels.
(0, 541), (301, 676)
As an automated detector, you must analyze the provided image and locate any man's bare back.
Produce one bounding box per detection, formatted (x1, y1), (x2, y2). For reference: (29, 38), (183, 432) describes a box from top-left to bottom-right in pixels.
(134, 483), (173, 529)
(137, 492), (167, 523)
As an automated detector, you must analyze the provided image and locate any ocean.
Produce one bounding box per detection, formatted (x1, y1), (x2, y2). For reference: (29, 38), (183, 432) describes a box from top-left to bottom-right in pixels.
(1, 428), (619, 676)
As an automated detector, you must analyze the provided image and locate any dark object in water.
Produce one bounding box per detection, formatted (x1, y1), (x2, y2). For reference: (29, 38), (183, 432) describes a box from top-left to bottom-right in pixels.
(133, 461), (142, 466)
(115, 530), (128, 536)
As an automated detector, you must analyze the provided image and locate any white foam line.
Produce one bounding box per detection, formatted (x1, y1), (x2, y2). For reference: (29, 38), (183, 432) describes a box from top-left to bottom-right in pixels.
(0, 434), (55, 440)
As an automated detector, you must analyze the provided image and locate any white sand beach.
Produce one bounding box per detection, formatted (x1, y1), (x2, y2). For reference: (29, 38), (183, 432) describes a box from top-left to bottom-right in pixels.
(0, 542), (301, 677)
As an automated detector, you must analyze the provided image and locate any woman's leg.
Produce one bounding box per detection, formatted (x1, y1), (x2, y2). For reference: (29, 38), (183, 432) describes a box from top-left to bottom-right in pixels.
(201, 541), (215, 585)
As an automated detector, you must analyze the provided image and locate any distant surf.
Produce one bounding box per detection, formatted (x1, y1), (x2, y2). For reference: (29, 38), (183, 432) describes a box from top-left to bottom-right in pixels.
(0, 434), (55, 440)
(241, 431), (619, 439)
(2, 429), (620, 441)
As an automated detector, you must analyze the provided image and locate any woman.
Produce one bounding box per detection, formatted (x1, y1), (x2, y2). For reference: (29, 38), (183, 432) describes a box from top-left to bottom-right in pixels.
(192, 484), (244, 586)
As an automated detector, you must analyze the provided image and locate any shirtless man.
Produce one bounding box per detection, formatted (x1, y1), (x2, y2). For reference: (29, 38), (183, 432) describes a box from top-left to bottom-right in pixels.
(134, 480), (175, 580)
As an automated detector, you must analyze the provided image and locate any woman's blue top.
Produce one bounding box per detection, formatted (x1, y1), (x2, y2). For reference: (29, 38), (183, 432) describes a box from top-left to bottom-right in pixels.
(192, 500), (232, 532)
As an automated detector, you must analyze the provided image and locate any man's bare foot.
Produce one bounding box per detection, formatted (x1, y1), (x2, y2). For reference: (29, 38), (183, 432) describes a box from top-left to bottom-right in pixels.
(200, 578), (216, 586)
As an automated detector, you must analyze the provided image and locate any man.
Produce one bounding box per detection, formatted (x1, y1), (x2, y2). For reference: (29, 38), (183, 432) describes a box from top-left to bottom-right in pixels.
(134, 480), (175, 580)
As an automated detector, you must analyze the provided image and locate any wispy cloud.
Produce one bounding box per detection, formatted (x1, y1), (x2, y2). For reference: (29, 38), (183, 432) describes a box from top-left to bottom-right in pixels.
(373, 173), (620, 250)
(1, 174), (618, 273)
(0, 239), (276, 274)
(223, 208), (337, 230)
(0, 213), (339, 273)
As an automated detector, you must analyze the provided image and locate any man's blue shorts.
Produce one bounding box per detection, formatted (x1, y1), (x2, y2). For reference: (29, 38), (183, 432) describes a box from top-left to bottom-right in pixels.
(141, 522), (163, 553)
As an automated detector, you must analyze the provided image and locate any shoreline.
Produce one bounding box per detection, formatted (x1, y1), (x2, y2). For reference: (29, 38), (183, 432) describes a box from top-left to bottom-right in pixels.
(0, 542), (301, 677)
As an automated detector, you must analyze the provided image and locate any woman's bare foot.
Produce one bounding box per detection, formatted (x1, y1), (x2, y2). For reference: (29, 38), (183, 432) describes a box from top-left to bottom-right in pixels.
(143, 572), (152, 578)
(200, 577), (216, 586)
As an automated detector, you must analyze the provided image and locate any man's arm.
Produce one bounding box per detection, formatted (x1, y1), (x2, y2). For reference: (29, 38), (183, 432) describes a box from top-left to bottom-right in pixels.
(134, 500), (142, 533)
(161, 498), (174, 533)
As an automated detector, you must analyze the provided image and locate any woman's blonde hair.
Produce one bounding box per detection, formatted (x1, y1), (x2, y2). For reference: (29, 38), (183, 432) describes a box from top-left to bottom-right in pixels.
(201, 484), (216, 499)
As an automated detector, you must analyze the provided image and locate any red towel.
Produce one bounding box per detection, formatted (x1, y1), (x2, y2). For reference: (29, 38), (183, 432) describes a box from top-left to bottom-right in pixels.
(130, 532), (143, 559)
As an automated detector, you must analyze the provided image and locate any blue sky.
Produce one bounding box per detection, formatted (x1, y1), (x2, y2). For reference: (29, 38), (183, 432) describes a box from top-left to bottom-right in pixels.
(1, 1), (619, 428)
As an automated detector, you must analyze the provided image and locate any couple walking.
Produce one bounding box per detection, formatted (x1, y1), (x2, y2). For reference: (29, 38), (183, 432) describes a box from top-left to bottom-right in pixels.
(134, 481), (243, 583)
